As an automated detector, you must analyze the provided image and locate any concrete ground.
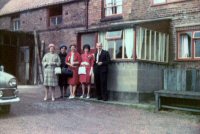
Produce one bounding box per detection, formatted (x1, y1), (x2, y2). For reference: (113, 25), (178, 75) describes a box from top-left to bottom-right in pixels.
(0, 85), (200, 134)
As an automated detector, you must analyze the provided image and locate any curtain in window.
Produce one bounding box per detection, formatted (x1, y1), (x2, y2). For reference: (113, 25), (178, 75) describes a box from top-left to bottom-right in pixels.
(124, 28), (134, 59)
(136, 28), (144, 59)
(180, 34), (190, 58)
(98, 32), (108, 50)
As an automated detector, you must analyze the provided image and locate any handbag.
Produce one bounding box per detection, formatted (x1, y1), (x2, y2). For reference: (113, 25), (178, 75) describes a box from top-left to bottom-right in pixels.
(62, 67), (73, 77)
(55, 67), (61, 74)
(78, 66), (86, 75)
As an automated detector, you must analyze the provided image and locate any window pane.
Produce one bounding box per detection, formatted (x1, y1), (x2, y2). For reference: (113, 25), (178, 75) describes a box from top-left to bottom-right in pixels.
(179, 32), (192, 58)
(108, 41), (115, 59)
(116, 6), (122, 14)
(195, 40), (200, 57)
(105, 7), (113, 16)
(81, 33), (96, 49)
(115, 0), (122, 5)
(106, 30), (122, 40)
(57, 16), (62, 25)
(116, 40), (123, 58)
(154, 0), (166, 4)
(105, 0), (113, 7)
(194, 31), (200, 38)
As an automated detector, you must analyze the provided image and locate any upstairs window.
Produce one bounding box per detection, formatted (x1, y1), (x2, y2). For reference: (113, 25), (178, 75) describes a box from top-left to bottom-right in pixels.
(49, 5), (62, 27)
(178, 31), (200, 60)
(12, 16), (20, 31)
(104, 0), (122, 17)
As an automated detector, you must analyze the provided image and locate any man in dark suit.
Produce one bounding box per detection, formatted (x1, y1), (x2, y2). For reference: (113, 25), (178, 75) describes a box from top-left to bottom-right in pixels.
(94, 42), (110, 101)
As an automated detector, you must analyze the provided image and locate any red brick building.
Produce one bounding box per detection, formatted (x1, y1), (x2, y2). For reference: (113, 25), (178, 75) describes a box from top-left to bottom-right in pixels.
(0, 0), (200, 102)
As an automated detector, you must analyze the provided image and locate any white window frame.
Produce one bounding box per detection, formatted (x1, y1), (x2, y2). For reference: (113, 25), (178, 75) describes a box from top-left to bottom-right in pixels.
(104, 0), (122, 17)
(152, 0), (183, 5)
(12, 18), (20, 31)
(178, 31), (200, 60)
(50, 15), (62, 26)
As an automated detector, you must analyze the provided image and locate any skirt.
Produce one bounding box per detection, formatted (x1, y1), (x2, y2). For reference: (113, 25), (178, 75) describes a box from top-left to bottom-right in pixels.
(43, 66), (58, 86)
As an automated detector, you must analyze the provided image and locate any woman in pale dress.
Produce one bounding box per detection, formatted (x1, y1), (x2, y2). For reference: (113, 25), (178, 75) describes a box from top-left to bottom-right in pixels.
(42, 43), (61, 101)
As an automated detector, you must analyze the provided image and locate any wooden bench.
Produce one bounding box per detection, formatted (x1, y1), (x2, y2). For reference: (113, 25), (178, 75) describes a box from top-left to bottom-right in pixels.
(155, 90), (200, 112)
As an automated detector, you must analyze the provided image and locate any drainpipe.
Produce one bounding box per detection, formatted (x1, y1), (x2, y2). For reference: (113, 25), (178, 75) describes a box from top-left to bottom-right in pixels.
(85, 0), (89, 30)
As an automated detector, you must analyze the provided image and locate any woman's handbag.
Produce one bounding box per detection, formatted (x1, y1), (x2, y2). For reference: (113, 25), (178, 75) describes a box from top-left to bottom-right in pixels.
(55, 67), (61, 74)
(78, 66), (86, 74)
(62, 67), (73, 77)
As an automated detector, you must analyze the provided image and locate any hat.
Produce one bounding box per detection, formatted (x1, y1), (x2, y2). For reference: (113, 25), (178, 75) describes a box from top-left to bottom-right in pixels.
(60, 44), (67, 50)
(48, 44), (55, 48)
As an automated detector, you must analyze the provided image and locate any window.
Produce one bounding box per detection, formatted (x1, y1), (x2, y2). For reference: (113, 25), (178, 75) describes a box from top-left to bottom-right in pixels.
(49, 5), (62, 27)
(178, 31), (200, 60)
(104, 0), (122, 17)
(12, 18), (20, 31)
(152, 0), (183, 5)
(136, 27), (169, 62)
(98, 29), (134, 59)
(50, 16), (62, 26)
(81, 33), (97, 50)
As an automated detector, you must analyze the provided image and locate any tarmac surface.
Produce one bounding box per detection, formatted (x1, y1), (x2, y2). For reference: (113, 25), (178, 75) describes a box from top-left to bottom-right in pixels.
(0, 85), (200, 134)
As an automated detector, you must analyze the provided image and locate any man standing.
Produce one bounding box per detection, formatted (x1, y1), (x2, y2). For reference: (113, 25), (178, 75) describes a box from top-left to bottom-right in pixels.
(94, 42), (110, 101)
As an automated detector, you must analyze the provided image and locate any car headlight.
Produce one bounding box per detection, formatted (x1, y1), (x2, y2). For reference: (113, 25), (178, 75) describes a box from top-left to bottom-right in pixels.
(8, 78), (17, 87)
(0, 91), (3, 97)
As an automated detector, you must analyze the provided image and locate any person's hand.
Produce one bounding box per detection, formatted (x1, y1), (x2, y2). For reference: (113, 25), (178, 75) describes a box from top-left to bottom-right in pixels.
(98, 62), (103, 66)
(89, 67), (93, 76)
(49, 62), (55, 65)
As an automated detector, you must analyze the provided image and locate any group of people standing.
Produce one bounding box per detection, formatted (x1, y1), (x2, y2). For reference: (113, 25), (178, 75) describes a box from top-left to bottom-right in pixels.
(42, 42), (110, 102)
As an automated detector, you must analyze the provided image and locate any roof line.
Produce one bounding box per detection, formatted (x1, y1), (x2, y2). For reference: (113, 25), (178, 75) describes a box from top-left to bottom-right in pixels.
(0, 0), (84, 17)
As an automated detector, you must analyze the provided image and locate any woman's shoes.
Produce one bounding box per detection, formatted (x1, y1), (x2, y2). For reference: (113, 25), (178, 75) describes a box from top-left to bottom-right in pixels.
(80, 95), (84, 98)
(86, 95), (90, 99)
(69, 95), (75, 99)
(43, 97), (47, 101)
(52, 97), (55, 101)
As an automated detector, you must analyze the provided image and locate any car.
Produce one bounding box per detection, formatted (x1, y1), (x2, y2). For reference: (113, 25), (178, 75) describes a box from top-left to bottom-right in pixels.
(0, 65), (20, 114)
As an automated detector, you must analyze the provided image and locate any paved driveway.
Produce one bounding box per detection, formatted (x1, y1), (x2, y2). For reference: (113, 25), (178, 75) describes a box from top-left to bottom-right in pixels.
(0, 86), (199, 134)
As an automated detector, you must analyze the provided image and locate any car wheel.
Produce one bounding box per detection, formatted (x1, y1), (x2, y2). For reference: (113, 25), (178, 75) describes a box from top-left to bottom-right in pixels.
(0, 105), (11, 114)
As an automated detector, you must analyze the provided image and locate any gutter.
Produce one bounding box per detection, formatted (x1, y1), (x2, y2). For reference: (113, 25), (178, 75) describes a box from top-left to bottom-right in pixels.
(77, 17), (173, 33)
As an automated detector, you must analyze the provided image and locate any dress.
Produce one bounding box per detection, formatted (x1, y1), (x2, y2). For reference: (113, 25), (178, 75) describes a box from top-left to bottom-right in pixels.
(42, 52), (61, 86)
(66, 52), (81, 85)
(58, 52), (68, 87)
(79, 53), (94, 84)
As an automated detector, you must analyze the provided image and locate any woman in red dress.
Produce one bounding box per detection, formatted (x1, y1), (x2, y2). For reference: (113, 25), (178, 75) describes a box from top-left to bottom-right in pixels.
(79, 44), (94, 99)
(66, 44), (81, 99)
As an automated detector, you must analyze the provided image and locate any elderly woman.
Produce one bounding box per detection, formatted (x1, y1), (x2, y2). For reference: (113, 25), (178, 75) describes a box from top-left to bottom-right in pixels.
(79, 44), (94, 99)
(58, 45), (68, 99)
(42, 43), (61, 101)
(66, 44), (81, 99)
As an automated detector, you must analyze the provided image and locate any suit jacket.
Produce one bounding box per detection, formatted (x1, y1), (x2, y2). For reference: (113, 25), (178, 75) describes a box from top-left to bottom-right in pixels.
(94, 50), (110, 73)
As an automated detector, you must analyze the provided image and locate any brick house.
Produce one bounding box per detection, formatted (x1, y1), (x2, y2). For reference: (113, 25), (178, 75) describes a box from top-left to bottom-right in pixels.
(0, 0), (200, 102)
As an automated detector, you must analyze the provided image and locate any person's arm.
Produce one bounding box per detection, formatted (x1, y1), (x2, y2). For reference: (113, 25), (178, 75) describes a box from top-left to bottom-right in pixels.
(56, 54), (61, 67)
(42, 54), (48, 68)
(65, 54), (72, 67)
(73, 53), (81, 65)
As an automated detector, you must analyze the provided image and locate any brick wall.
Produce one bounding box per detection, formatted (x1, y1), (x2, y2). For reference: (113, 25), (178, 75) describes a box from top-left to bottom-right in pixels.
(20, 9), (48, 32)
(63, 2), (86, 27)
(88, 0), (102, 26)
(130, 0), (200, 20)
(0, 16), (11, 30)
(39, 27), (84, 52)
